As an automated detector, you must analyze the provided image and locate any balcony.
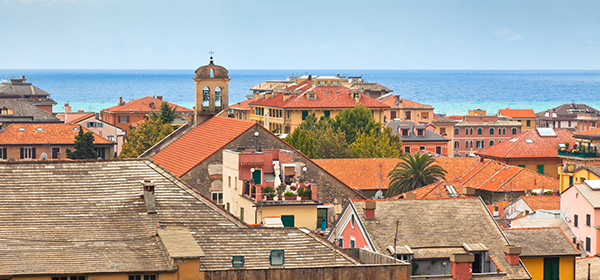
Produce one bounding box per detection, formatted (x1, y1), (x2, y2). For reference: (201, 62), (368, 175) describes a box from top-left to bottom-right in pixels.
(558, 150), (598, 158)
(242, 181), (319, 204)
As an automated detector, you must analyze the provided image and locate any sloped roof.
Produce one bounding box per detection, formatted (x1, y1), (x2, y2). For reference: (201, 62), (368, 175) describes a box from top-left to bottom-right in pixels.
(0, 123), (113, 145)
(475, 128), (576, 159)
(249, 80), (389, 109)
(536, 103), (600, 118)
(498, 108), (536, 119)
(0, 159), (359, 276)
(573, 183), (600, 208)
(312, 157), (480, 191)
(102, 96), (193, 114)
(386, 121), (449, 142)
(379, 95), (432, 108)
(350, 198), (529, 279)
(151, 117), (257, 177)
(349, 83), (393, 93)
(576, 256), (600, 280)
(65, 113), (96, 124)
(229, 99), (253, 110)
(0, 77), (51, 97)
(0, 99), (61, 123)
(503, 227), (580, 257)
(521, 195), (560, 211)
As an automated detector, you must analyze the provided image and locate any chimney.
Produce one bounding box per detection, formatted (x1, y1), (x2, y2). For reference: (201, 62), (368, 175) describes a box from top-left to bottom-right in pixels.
(119, 97), (123, 106)
(404, 193), (417, 199)
(157, 96), (163, 100)
(364, 201), (376, 220)
(450, 253), (474, 280)
(503, 245), (521, 266)
(64, 103), (72, 114)
(552, 188), (559, 196)
(463, 187), (476, 197)
(142, 180), (157, 214)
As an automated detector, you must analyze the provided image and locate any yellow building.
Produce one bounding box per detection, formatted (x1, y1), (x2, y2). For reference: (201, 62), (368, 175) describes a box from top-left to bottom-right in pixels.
(379, 95), (435, 124)
(498, 108), (538, 132)
(247, 77), (389, 134)
(559, 166), (600, 193)
(504, 227), (580, 280)
(222, 149), (322, 230)
(557, 128), (600, 192)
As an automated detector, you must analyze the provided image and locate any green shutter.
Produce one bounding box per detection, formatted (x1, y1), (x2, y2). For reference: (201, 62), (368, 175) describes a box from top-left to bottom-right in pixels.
(569, 176), (574, 186)
(252, 170), (262, 184)
(537, 165), (544, 174)
(543, 257), (559, 280)
(302, 111), (308, 120)
(324, 111), (330, 118)
(518, 165), (525, 168)
(281, 215), (295, 227)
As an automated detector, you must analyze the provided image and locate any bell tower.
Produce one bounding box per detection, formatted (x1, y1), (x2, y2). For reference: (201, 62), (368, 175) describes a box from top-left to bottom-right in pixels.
(193, 52), (231, 124)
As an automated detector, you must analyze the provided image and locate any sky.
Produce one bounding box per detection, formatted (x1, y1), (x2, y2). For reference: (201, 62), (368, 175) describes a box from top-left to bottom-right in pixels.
(1, 0), (599, 70)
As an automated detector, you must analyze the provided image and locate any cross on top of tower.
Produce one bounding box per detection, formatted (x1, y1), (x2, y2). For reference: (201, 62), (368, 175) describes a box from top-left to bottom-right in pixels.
(209, 50), (214, 62)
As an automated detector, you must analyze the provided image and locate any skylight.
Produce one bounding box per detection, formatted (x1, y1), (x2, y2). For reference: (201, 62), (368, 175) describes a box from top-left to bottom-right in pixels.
(509, 138), (519, 143)
(558, 143), (566, 148)
(525, 139), (533, 144)
(537, 127), (556, 137)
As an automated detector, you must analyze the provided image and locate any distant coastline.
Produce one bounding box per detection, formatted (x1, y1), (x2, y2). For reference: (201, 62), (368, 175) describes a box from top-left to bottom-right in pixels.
(1, 69), (599, 116)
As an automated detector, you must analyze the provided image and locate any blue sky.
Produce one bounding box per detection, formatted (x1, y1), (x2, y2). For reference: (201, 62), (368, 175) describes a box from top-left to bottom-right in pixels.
(1, 0), (599, 70)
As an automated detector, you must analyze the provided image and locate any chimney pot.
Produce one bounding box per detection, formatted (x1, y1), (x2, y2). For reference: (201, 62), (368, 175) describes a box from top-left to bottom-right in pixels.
(463, 187), (476, 196)
(450, 253), (474, 280)
(364, 201), (376, 220)
(157, 96), (163, 100)
(503, 245), (521, 266)
(119, 97), (123, 106)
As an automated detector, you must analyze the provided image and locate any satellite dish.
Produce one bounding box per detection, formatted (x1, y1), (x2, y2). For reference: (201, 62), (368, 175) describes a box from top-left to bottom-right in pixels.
(373, 189), (384, 199)
(39, 152), (48, 160)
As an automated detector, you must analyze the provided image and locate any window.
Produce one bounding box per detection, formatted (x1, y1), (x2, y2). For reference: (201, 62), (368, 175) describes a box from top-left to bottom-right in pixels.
(94, 147), (106, 159)
(454, 128), (459, 135)
(404, 146), (411, 153)
(503, 128), (506, 135)
(586, 237), (591, 252)
(440, 127), (446, 134)
(240, 207), (244, 222)
(324, 110), (330, 118)
(477, 128), (483, 135)
(281, 215), (295, 227)
(120, 116), (128, 123)
(128, 275), (156, 280)
(476, 141), (484, 149)
(302, 111), (308, 120)
(489, 128), (494, 135)
(417, 129), (424, 136)
(350, 238), (356, 248)
(53, 277), (86, 280)
(489, 140), (494, 146)
(465, 141), (469, 149)
(470, 141), (473, 148)
(234, 176), (238, 190)
(351, 215), (356, 228)
(526, 120), (531, 127)
(212, 191), (223, 205)
(107, 135), (115, 142)
(454, 141), (459, 149)
(226, 202), (230, 212)
(421, 112), (429, 119)
(338, 238), (344, 248)
(537, 164), (544, 175)
(0, 147), (6, 159)
(51, 147), (60, 159)
(436, 146), (442, 154)
(401, 129), (409, 136)
(574, 214), (578, 227)
(419, 146), (425, 151)
(466, 128), (469, 135)
(586, 214), (591, 226)
(270, 250), (285, 266)
(391, 111), (397, 119)
(512, 128), (517, 135)
(518, 164), (525, 168)
(20, 147), (35, 159)
(284, 126), (290, 134)
(405, 111), (411, 120)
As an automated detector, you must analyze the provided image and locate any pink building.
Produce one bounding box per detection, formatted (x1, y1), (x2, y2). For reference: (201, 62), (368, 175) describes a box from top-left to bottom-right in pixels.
(561, 181), (600, 255)
(453, 115), (521, 157)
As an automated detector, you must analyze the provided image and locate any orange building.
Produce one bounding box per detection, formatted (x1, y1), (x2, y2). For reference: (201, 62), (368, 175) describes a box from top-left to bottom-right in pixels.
(100, 96), (192, 136)
(497, 108), (537, 132)
(0, 123), (114, 160)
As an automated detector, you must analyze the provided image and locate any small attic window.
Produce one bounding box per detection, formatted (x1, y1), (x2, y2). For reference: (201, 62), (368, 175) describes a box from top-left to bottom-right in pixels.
(509, 138), (518, 143)
(558, 143), (566, 148)
(324, 91), (329, 95)
(307, 93), (316, 100)
(19, 128), (25, 132)
(74, 127), (79, 131)
(336, 91), (340, 94)
(525, 139), (534, 144)
(36, 127), (43, 132)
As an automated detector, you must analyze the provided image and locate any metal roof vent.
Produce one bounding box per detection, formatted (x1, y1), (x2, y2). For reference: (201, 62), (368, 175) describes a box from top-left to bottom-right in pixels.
(19, 128), (25, 132)
(37, 127), (43, 132)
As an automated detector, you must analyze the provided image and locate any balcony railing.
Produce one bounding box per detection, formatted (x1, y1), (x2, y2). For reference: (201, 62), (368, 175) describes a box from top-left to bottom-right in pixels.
(558, 150), (598, 158)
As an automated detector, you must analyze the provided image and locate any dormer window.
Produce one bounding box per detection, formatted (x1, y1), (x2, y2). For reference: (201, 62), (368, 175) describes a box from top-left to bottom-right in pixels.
(417, 129), (424, 136)
(401, 129), (409, 136)
(331, 80), (339, 85)
(324, 91), (329, 95)
(307, 93), (316, 100)
(318, 80), (327, 86)
(353, 92), (359, 99)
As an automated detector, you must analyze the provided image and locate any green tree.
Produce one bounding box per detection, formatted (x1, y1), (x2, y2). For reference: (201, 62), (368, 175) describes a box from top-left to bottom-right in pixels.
(119, 119), (174, 158)
(66, 125), (98, 159)
(350, 129), (401, 158)
(329, 105), (381, 144)
(283, 129), (317, 158)
(386, 152), (447, 197)
(150, 102), (178, 124)
(314, 127), (351, 159)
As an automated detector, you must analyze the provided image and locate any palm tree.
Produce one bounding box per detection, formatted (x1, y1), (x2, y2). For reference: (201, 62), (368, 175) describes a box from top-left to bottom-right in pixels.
(386, 152), (447, 197)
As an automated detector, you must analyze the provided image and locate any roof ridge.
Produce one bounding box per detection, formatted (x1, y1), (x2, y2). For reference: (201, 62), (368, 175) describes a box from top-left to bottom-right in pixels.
(476, 164), (506, 190)
(460, 160), (491, 185)
(495, 168), (523, 192)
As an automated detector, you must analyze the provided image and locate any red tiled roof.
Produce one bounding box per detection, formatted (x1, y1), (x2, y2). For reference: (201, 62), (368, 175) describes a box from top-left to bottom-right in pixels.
(475, 129), (576, 159)
(249, 80), (389, 109)
(521, 195), (560, 211)
(151, 117), (257, 177)
(0, 123), (113, 145)
(486, 202), (505, 217)
(230, 99), (253, 110)
(498, 108), (536, 118)
(378, 95), (430, 107)
(66, 113), (95, 124)
(576, 127), (600, 136)
(102, 96), (193, 114)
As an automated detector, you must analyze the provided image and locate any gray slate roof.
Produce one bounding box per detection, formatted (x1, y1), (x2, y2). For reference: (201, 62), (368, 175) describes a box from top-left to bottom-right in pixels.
(0, 159), (358, 276)
(576, 257), (600, 280)
(536, 103), (600, 119)
(0, 99), (61, 123)
(351, 198), (530, 279)
(574, 183), (600, 208)
(503, 228), (580, 257)
(0, 77), (51, 98)
(386, 121), (449, 142)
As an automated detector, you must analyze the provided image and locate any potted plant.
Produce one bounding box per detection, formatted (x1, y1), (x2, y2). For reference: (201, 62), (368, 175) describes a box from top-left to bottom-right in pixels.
(276, 184), (286, 199)
(283, 191), (296, 200)
(301, 188), (311, 200)
(262, 186), (276, 200)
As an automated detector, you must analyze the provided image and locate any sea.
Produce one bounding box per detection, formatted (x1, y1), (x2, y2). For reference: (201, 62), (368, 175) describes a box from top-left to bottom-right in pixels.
(1, 69), (599, 116)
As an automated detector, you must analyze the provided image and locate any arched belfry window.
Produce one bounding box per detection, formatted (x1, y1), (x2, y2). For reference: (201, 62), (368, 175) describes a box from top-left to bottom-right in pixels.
(210, 68), (214, 78)
(203, 86), (210, 106)
(215, 87), (222, 107)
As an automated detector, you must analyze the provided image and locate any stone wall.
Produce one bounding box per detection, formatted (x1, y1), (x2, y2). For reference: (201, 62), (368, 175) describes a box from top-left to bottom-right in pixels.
(179, 124), (365, 204)
(200, 264), (410, 280)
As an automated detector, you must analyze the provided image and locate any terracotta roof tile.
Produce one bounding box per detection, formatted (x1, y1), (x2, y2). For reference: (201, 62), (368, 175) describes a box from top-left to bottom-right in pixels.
(0, 123), (113, 145)
(498, 108), (537, 118)
(66, 113), (96, 124)
(229, 99), (253, 110)
(576, 127), (600, 136)
(249, 80), (389, 109)
(520, 195), (560, 211)
(378, 95), (431, 107)
(102, 96), (193, 113)
(151, 117), (257, 177)
(475, 128), (576, 159)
